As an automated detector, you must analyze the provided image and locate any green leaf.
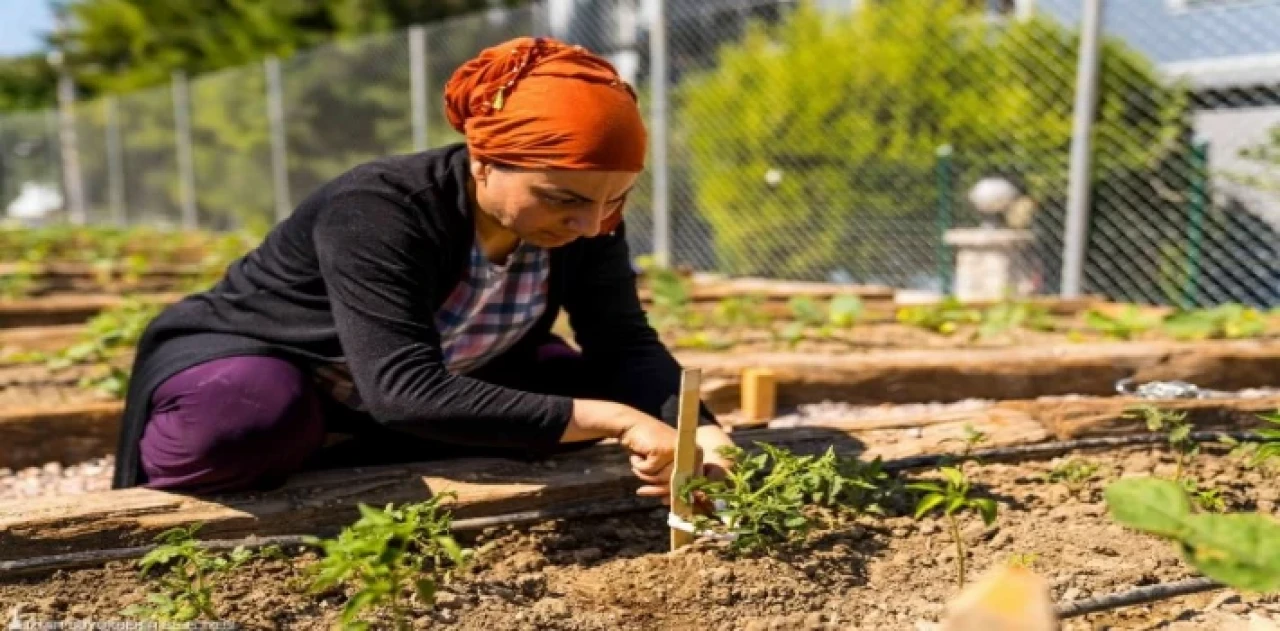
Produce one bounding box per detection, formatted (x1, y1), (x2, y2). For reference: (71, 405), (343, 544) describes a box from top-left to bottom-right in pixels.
(415, 578), (437, 606)
(939, 467), (965, 488)
(1104, 477), (1191, 538)
(914, 492), (945, 519)
(971, 498), (998, 525)
(1179, 512), (1280, 591)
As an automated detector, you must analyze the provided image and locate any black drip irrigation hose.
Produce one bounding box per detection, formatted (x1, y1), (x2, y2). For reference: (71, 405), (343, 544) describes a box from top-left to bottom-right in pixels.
(1055, 577), (1225, 619)
(0, 429), (1266, 619)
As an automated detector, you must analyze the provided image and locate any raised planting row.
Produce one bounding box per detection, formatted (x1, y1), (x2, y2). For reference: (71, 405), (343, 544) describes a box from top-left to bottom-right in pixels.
(4, 336), (1280, 470)
(1, 411), (1277, 629)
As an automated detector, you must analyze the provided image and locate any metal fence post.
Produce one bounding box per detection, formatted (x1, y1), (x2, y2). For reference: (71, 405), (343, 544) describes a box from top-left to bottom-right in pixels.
(171, 71), (198, 229)
(265, 57), (291, 223)
(55, 58), (86, 225)
(935, 144), (955, 295)
(1059, 0), (1104, 298)
(409, 25), (430, 152)
(649, 0), (671, 268)
(1183, 139), (1209, 308)
(104, 97), (126, 225)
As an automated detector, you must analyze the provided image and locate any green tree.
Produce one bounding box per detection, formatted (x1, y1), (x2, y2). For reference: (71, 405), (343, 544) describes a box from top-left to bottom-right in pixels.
(0, 55), (59, 112)
(677, 0), (1187, 279)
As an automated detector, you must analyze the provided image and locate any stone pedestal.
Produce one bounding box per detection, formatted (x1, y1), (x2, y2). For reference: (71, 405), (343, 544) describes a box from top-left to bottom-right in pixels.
(943, 228), (1035, 301)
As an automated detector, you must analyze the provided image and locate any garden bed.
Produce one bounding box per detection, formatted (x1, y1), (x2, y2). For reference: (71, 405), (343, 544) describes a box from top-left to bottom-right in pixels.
(1, 440), (1276, 629)
(4, 338), (1280, 470)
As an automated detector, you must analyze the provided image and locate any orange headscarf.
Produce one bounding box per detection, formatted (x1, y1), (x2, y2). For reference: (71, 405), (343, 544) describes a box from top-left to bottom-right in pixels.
(444, 36), (648, 175)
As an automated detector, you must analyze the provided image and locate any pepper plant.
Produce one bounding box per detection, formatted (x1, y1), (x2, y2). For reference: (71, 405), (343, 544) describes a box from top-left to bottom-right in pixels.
(304, 494), (471, 631)
(679, 443), (898, 555)
(122, 523), (280, 623)
(907, 465), (999, 588)
(1126, 405), (1198, 482)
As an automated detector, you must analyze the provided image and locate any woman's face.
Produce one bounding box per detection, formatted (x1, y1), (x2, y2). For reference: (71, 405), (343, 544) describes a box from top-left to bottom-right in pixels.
(471, 160), (638, 249)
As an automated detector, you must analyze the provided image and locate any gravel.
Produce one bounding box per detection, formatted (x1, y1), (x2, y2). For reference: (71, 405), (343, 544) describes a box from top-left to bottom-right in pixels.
(0, 455), (114, 502)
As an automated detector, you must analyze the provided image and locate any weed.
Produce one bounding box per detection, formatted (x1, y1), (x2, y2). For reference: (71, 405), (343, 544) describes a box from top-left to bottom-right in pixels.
(787, 296), (826, 327)
(122, 523), (277, 622)
(304, 495), (471, 631)
(1042, 458), (1101, 495)
(1105, 477), (1280, 592)
(1126, 405), (1198, 482)
(680, 444), (897, 555)
(908, 466), (999, 588)
(1083, 305), (1161, 340)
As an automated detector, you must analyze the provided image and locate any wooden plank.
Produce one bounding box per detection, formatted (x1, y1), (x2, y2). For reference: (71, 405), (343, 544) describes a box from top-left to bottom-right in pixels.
(0, 416), (1048, 562)
(0, 293), (183, 327)
(0, 324), (86, 353)
(687, 340), (1280, 412)
(738, 367), (776, 428)
(0, 401), (124, 469)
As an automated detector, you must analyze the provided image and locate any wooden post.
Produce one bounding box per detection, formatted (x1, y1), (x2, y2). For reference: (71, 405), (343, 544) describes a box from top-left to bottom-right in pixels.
(669, 368), (702, 550)
(740, 367), (777, 427)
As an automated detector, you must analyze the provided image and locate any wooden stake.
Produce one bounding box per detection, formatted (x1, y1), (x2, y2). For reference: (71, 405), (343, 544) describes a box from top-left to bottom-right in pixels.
(740, 367), (776, 427)
(669, 367), (702, 551)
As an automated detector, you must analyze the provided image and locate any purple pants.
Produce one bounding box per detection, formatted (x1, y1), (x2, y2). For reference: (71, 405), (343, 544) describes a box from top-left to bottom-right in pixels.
(139, 340), (593, 494)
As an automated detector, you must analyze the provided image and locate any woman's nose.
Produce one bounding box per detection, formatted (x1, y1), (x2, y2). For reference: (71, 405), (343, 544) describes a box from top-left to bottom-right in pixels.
(566, 205), (605, 237)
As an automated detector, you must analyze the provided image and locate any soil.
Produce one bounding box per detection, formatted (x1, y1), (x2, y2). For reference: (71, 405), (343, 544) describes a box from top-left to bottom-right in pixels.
(3, 445), (1277, 630)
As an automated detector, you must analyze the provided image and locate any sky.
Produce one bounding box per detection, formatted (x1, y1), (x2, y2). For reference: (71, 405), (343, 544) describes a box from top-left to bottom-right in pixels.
(0, 0), (54, 57)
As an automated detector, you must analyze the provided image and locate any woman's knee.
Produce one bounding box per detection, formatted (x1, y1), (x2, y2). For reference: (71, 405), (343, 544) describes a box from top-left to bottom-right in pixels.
(141, 355), (325, 491)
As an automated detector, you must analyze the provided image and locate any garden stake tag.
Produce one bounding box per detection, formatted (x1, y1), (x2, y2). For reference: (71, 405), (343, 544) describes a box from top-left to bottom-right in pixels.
(670, 367), (702, 550)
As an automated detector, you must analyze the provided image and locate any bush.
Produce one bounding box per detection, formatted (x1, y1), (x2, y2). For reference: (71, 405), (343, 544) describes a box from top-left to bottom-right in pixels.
(676, 0), (1188, 280)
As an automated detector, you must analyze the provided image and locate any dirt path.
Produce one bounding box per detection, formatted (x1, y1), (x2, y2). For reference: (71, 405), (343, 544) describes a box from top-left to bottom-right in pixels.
(2, 444), (1276, 630)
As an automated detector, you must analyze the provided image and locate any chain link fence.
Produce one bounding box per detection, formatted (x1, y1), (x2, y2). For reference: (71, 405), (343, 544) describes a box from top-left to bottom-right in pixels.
(1, 0), (1279, 307)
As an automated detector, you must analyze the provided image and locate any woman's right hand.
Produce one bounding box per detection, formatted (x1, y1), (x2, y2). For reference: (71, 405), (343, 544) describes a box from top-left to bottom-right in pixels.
(569, 400), (700, 501)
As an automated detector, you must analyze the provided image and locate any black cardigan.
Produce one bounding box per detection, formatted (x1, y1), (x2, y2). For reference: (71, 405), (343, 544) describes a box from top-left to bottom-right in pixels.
(111, 142), (716, 489)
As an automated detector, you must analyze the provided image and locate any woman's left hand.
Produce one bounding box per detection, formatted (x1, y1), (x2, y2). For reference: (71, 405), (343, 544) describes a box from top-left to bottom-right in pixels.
(695, 424), (736, 480)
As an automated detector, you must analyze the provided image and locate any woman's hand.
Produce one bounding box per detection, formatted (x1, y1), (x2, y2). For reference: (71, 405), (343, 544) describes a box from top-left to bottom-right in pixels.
(569, 400), (697, 500)
(695, 424), (737, 480)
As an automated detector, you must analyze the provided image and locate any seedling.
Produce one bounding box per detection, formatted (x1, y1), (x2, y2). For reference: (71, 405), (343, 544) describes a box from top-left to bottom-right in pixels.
(680, 443), (896, 555)
(304, 495), (471, 631)
(1042, 458), (1101, 496)
(827, 294), (864, 328)
(977, 300), (1056, 339)
(1083, 305), (1161, 340)
(908, 466), (999, 588)
(896, 297), (982, 335)
(713, 295), (770, 329)
(1161, 304), (1267, 341)
(122, 523), (277, 622)
(1126, 405), (1198, 482)
(1249, 410), (1280, 467)
(939, 423), (989, 467)
(1181, 478), (1228, 514)
(1105, 477), (1280, 592)
(1004, 552), (1041, 569)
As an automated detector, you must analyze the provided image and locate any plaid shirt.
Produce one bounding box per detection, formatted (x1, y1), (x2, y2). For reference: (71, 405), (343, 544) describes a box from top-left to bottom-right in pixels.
(314, 240), (550, 410)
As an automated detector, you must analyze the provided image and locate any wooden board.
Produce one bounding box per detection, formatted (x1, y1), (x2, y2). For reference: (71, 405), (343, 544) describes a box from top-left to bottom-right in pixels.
(0, 293), (185, 328)
(691, 340), (1280, 412)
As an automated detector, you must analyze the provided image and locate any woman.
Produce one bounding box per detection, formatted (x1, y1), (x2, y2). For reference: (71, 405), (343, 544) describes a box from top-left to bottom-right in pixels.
(110, 36), (735, 499)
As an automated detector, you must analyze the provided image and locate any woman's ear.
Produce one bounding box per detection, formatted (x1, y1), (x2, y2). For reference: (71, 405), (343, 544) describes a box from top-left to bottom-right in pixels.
(470, 159), (489, 185)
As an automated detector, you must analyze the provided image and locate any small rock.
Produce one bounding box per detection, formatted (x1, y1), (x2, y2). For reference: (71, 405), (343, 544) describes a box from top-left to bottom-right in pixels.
(532, 597), (569, 620)
(962, 523), (997, 545)
(1061, 587), (1082, 602)
(1258, 500), (1276, 514)
(706, 567), (734, 584)
(988, 530), (1012, 550)
(42, 462), (63, 476)
(804, 612), (825, 630)
(892, 527), (910, 537)
(919, 521), (940, 536)
(434, 592), (464, 610)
